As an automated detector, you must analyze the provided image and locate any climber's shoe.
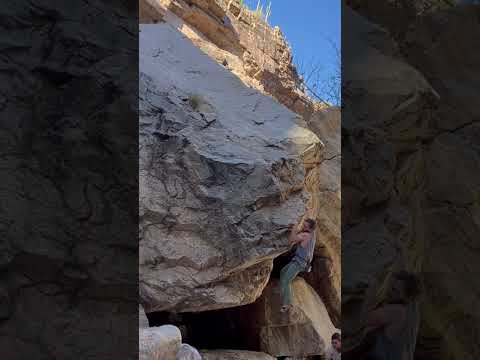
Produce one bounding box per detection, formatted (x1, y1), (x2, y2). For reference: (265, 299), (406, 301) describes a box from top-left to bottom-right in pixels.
(280, 304), (293, 313)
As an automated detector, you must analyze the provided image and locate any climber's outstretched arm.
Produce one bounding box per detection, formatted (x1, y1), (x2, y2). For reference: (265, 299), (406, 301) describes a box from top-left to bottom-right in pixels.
(289, 227), (309, 245)
(365, 304), (406, 331)
(288, 227), (301, 244)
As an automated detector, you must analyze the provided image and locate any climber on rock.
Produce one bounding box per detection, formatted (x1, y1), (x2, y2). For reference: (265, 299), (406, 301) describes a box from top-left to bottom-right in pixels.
(279, 218), (316, 313)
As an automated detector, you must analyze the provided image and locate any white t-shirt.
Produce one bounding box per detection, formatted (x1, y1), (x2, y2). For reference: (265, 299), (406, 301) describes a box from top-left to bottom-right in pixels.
(325, 345), (341, 360)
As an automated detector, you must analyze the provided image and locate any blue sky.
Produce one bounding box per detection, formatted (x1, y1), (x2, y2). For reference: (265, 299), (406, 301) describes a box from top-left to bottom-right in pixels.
(242, 0), (341, 105)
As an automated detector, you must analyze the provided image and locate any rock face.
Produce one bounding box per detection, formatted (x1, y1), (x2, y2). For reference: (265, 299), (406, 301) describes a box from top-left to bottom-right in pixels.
(176, 344), (202, 360)
(400, 6), (480, 360)
(140, 304), (150, 328)
(139, 0), (341, 328)
(303, 106), (341, 326)
(347, 0), (463, 39)
(249, 278), (338, 357)
(139, 23), (321, 313)
(201, 350), (275, 360)
(140, 0), (327, 119)
(140, 0), (166, 23)
(0, 1), (138, 359)
(343, 4), (480, 360)
(139, 0), (341, 354)
(342, 4), (437, 350)
(140, 325), (182, 360)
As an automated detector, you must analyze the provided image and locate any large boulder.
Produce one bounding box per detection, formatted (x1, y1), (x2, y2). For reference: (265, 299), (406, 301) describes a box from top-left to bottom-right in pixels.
(142, 0), (327, 121)
(303, 106), (341, 326)
(248, 278), (338, 357)
(343, 5), (480, 360)
(341, 5), (437, 351)
(140, 325), (182, 360)
(139, 24), (321, 313)
(140, 304), (149, 328)
(176, 344), (202, 360)
(201, 350), (275, 360)
(139, 3), (341, 327)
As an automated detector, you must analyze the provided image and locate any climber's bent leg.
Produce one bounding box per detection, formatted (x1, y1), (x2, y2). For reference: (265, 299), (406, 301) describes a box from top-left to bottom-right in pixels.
(279, 260), (303, 308)
(279, 264), (290, 310)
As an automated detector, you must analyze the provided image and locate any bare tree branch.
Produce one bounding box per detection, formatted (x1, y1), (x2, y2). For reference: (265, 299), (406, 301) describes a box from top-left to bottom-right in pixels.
(293, 37), (340, 106)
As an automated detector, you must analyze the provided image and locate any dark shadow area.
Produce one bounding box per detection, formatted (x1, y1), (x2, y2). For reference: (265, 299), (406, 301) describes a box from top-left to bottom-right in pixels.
(271, 248), (295, 279)
(0, 1), (139, 359)
(414, 335), (443, 360)
(147, 305), (261, 351)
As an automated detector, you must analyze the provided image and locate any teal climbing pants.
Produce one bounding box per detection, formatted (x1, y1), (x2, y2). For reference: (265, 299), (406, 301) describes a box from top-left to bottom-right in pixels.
(279, 260), (304, 306)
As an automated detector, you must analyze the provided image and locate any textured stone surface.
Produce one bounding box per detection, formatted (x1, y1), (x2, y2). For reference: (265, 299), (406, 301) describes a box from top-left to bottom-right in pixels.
(401, 6), (480, 360)
(0, 1), (138, 358)
(141, 0), (166, 23)
(140, 0), (329, 119)
(140, 325), (182, 360)
(139, 23), (321, 313)
(176, 344), (202, 360)
(303, 106), (341, 326)
(250, 278), (338, 357)
(343, 4), (480, 360)
(347, 0), (461, 39)
(201, 350), (275, 360)
(342, 5), (436, 350)
(140, 0), (341, 328)
(0, 286), (11, 320)
(140, 304), (150, 328)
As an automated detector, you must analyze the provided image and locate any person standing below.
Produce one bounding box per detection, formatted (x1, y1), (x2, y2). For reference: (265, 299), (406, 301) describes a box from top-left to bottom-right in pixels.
(325, 333), (342, 360)
(279, 218), (316, 313)
(362, 270), (419, 360)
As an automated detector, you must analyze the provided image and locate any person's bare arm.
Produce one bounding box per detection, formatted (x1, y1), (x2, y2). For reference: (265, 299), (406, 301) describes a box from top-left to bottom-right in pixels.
(289, 227), (301, 244)
(365, 304), (405, 330)
(365, 307), (392, 329)
(298, 232), (311, 248)
(288, 225), (308, 245)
